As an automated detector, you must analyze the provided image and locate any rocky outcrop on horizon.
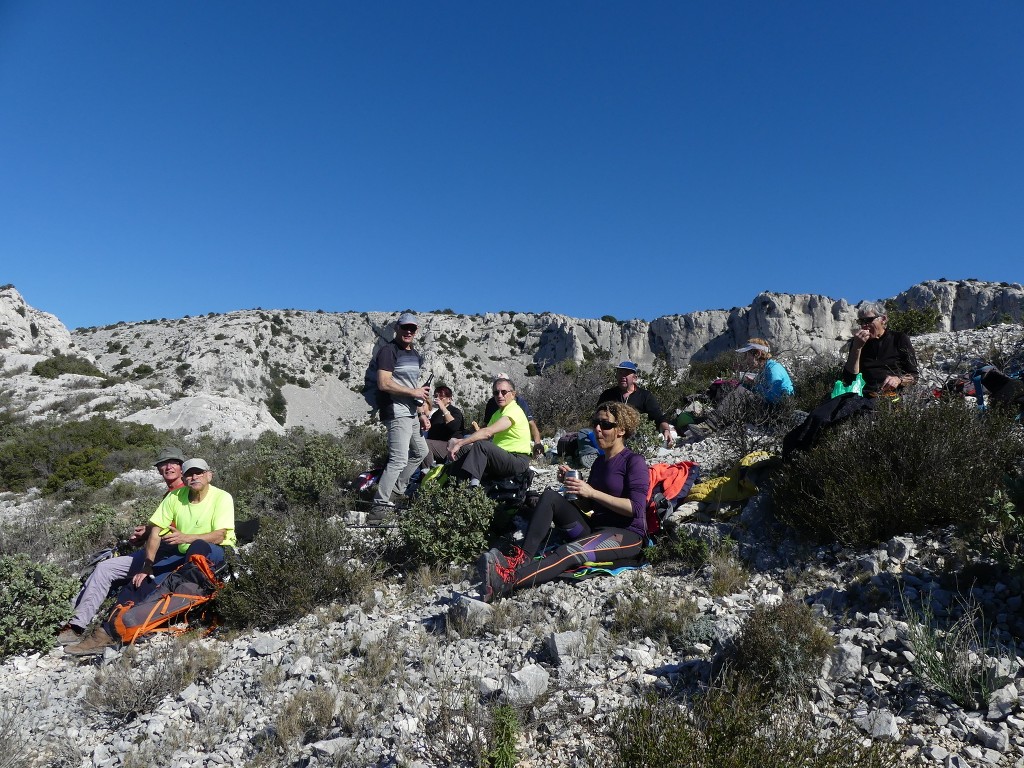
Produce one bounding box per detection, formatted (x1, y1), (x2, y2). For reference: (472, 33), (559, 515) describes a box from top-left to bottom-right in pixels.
(1, 279), (1021, 438)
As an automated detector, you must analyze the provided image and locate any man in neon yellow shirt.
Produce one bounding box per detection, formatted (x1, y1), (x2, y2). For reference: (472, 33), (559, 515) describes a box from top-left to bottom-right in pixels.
(446, 377), (532, 485)
(65, 458), (234, 656)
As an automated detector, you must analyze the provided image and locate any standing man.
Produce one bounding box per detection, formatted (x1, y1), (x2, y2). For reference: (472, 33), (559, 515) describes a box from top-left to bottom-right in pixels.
(596, 361), (673, 445)
(372, 312), (430, 515)
(56, 446), (187, 646)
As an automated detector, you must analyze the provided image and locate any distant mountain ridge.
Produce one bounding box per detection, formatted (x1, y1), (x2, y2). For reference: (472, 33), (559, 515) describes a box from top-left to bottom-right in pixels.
(1, 279), (1021, 438)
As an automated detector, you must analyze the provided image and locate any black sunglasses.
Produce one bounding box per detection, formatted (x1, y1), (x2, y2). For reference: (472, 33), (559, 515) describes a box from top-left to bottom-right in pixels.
(493, 388), (513, 396)
(591, 418), (618, 430)
(399, 324), (418, 332)
(857, 316), (880, 326)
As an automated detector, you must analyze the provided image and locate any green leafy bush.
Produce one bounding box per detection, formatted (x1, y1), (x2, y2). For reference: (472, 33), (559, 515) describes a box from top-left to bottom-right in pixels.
(485, 703), (521, 768)
(642, 355), (700, 416)
(884, 299), (942, 336)
(0, 416), (167, 495)
(31, 354), (105, 379)
(398, 481), (496, 567)
(731, 599), (833, 694)
(645, 529), (710, 569)
(0, 554), (77, 659)
(345, 422), (389, 467)
(774, 399), (1024, 546)
(216, 512), (376, 629)
(220, 428), (356, 517)
(626, 417), (664, 460)
(788, 353), (845, 413)
(612, 683), (896, 768)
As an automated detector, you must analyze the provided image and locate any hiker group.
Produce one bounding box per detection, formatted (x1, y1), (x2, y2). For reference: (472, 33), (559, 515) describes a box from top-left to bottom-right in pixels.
(365, 306), (1022, 604)
(55, 304), (1023, 649)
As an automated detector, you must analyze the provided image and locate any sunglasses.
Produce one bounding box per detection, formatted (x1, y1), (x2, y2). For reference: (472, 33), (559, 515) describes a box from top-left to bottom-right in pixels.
(591, 418), (618, 430)
(493, 388), (513, 396)
(399, 324), (418, 332)
(857, 316), (880, 326)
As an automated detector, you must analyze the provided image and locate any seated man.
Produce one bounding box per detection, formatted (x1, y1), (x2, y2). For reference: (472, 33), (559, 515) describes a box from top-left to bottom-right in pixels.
(65, 458), (235, 656)
(445, 377), (531, 485)
(783, 303), (919, 457)
(56, 446), (187, 646)
(481, 375), (543, 456)
(597, 361), (673, 445)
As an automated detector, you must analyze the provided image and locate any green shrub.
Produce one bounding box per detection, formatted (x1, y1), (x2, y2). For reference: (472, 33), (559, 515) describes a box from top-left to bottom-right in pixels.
(485, 703), (521, 768)
(0, 416), (167, 494)
(0, 554), (77, 659)
(608, 583), (703, 652)
(131, 364), (154, 378)
(645, 530), (710, 569)
(884, 299), (942, 336)
(522, 359), (611, 434)
(216, 513), (376, 629)
(398, 482), (496, 567)
(220, 429), (356, 517)
(788, 353), (844, 413)
(612, 683), (896, 768)
(31, 354), (105, 379)
(642, 355), (698, 415)
(266, 386), (287, 425)
(774, 399), (1024, 546)
(731, 599), (833, 694)
(626, 417), (664, 460)
(345, 422), (389, 467)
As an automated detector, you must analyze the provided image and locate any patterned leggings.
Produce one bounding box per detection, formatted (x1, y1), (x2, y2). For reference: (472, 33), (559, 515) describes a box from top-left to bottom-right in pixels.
(514, 488), (643, 590)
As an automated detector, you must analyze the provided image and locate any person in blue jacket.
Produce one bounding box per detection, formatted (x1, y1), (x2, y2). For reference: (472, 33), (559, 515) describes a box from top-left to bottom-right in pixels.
(736, 338), (794, 405)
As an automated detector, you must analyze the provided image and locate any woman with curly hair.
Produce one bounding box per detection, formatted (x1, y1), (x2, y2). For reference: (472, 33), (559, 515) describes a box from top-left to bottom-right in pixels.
(477, 402), (649, 602)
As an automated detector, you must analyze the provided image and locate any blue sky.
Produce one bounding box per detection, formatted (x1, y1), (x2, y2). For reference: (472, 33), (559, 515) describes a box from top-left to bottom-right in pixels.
(1, 2), (1021, 329)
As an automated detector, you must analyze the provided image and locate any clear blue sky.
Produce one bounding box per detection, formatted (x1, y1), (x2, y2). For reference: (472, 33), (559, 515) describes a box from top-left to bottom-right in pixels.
(1, 2), (1021, 329)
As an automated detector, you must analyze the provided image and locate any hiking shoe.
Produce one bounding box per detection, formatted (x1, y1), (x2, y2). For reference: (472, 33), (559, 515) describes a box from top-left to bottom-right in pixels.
(476, 548), (517, 604)
(503, 544), (529, 570)
(65, 627), (118, 657)
(56, 625), (85, 646)
(366, 501), (397, 524)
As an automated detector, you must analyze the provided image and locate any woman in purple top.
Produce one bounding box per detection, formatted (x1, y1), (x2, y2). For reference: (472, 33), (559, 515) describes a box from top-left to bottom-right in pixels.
(478, 402), (649, 602)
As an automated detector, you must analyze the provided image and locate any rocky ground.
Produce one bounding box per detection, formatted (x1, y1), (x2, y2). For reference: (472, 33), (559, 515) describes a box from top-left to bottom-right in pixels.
(4, 421), (1024, 767)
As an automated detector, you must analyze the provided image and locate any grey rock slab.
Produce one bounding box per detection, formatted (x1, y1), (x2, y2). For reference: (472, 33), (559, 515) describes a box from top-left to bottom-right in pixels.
(827, 642), (863, 681)
(854, 709), (900, 741)
(249, 635), (285, 656)
(287, 655), (314, 678)
(986, 684), (1018, 721)
(503, 663), (550, 707)
(545, 631), (584, 666)
(970, 722), (1010, 752)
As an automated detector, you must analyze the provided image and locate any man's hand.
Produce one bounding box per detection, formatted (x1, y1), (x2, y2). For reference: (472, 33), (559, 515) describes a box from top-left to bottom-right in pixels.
(161, 524), (193, 547)
(851, 328), (871, 349)
(125, 525), (148, 546)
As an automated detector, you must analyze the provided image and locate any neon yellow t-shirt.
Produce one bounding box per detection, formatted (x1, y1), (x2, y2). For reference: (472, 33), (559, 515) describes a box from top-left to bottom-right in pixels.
(150, 485), (236, 553)
(490, 399), (531, 454)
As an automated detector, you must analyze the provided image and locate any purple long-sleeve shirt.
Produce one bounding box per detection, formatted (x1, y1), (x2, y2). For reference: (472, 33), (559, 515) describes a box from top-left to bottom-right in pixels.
(586, 447), (650, 537)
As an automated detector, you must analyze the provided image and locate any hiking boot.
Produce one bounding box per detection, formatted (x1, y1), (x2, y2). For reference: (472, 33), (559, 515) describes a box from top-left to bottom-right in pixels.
(56, 624), (85, 646)
(64, 627), (118, 657)
(476, 548), (518, 604)
(503, 544), (529, 570)
(366, 501), (396, 524)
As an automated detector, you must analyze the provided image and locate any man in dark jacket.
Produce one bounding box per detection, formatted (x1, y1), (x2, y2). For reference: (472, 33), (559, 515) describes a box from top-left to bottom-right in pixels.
(596, 361), (673, 445)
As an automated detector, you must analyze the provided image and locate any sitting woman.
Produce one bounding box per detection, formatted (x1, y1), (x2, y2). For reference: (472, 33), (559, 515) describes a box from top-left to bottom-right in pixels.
(423, 384), (465, 466)
(477, 402), (649, 603)
(736, 338), (794, 405)
(445, 377), (531, 485)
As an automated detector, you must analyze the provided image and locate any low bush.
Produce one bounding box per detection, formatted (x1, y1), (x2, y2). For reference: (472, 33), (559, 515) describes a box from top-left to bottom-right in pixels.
(731, 598), (833, 694)
(0, 554), (77, 659)
(901, 590), (1017, 710)
(608, 584), (706, 652)
(345, 422), (389, 467)
(485, 703), (521, 768)
(216, 512), (376, 630)
(522, 359), (611, 434)
(773, 399), (1024, 546)
(220, 428), (357, 517)
(83, 640), (221, 724)
(0, 702), (30, 768)
(274, 686), (336, 752)
(626, 417), (664, 460)
(31, 354), (105, 379)
(884, 299), (942, 336)
(788, 353), (844, 413)
(612, 682), (896, 768)
(645, 529), (710, 569)
(398, 481), (496, 567)
(0, 416), (168, 495)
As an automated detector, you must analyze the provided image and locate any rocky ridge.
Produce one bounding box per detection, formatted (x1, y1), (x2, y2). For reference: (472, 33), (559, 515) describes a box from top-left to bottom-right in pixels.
(1, 279), (1022, 438)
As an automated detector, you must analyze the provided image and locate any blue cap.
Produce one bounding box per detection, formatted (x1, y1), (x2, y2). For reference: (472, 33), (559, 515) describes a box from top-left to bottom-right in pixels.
(616, 361), (638, 373)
